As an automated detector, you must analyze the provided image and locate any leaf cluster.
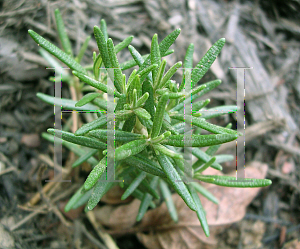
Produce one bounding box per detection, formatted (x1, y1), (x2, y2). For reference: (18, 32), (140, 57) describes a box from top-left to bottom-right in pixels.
(29, 9), (271, 237)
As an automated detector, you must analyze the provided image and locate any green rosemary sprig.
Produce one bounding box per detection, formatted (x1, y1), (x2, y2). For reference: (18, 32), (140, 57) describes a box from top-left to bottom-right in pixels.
(29, 9), (272, 237)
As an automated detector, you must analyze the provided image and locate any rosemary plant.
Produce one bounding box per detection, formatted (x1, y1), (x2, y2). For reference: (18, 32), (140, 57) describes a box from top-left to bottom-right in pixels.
(29, 9), (271, 237)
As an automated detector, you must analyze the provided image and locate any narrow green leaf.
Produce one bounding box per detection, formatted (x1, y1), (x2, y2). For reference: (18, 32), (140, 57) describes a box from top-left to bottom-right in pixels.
(150, 34), (161, 82)
(39, 49), (70, 82)
(162, 120), (179, 135)
(115, 36), (134, 53)
(150, 131), (171, 144)
(75, 110), (133, 135)
(205, 123), (232, 156)
(128, 44), (153, 83)
(187, 184), (210, 237)
(138, 64), (158, 83)
(172, 157), (193, 178)
(137, 28), (181, 75)
(151, 93), (169, 138)
(156, 153), (196, 211)
(136, 176), (159, 221)
(72, 149), (98, 168)
(94, 26), (111, 69)
(136, 92), (149, 108)
(115, 94), (127, 111)
(215, 154), (234, 164)
(153, 59), (167, 89)
(121, 171), (147, 200)
(142, 79), (155, 120)
(194, 157), (216, 173)
(170, 114), (241, 135)
(134, 108), (151, 120)
(72, 71), (121, 97)
(191, 147), (222, 171)
(134, 74), (142, 99)
(84, 157), (107, 190)
(192, 38), (225, 87)
(28, 30), (86, 74)
(156, 89), (185, 99)
(162, 133), (238, 147)
(42, 133), (98, 167)
(200, 105), (239, 119)
(192, 99), (211, 112)
(89, 129), (145, 142)
(113, 139), (148, 161)
(37, 92), (98, 111)
(64, 185), (85, 212)
(107, 38), (123, 93)
(100, 19), (108, 41)
(122, 74), (126, 95)
(124, 155), (166, 178)
(159, 179), (178, 222)
(190, 182), (219, 204)
(93, 54), (103, 81)
(121, 54), (148, 70)
(153, 144), (183, 160)
(170, 98), (209, 113)
(47, 129), (106, 149)
(196, 80), (222, 99)
(54, 9), (73, 56)
(194, 175), (272, 188)
(120, 49), (174, 71)
(91, 98), (109, 111)
(86, 174), (114, 211)
(93, 51), (96, 62)
(75, 115), (107, 136)
(170, 122), (185, 134)
(140, 179), (160, 199)
(128, 45), (145, 67)
(124, 185), (156, 209)
(75, 93), (101, 107)
(128, 75), (139, 104)
(76, 36), (91, 63)
(126, 69), (137, 90)
(183, 43), (194, 69)
(159, 28), (181, 56)
(72, 188), (93, 210)
(157, 61), (182, 90)
(190, 84), (207, 97)
(132, 89), (137, 108)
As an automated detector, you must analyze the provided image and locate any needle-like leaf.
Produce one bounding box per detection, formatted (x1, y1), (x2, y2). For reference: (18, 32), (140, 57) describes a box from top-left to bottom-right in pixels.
(28, 30), (86, 74)
(107, 38), (123, 93)
(156, 153), (197, 211)
(151, 93), (169, 138)
(47, 129), (107, 149)
(54, 9), (73, 56)
(89, 129), (145, 142)
(84, 157), (107, 190)
(191, 38), (225, 87)
(187, 184), (210, 237)
(160, 179), (178, 222)
(162, 133), (238, 147)
(75, 93), (101, 107)
(76, 35), (90, 63)
(194, 175), (273, 188)
(121, 171), (147, 200)
(136, 176), (159, 221)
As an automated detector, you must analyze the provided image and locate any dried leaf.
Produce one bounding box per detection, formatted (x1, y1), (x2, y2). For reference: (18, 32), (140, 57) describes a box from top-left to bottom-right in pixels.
(95, 199), (140, 230)
(94, 161), (269, 249)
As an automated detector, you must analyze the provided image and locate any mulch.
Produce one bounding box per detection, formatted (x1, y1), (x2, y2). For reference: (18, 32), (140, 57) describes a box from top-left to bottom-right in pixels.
(0, 0), (299, 248)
